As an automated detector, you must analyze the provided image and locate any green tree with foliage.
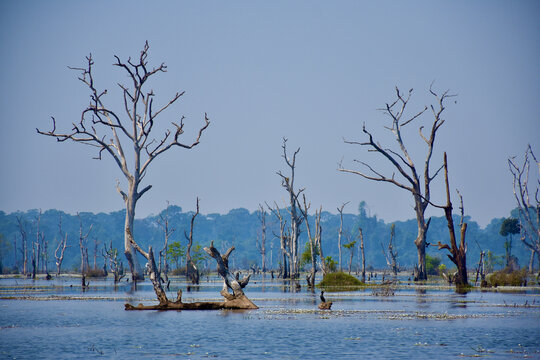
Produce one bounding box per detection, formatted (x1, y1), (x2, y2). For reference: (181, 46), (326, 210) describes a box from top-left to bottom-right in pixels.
(343, 240), (357, 274)
(300, 240), (319, 270)
(167, 241), (185, 270)
(485, 250), (504, 273)
(500, 217), (520, 267)
(190, 244), (207, 270)
(324, 256), (337, 272)
(425, 254), (441, 275)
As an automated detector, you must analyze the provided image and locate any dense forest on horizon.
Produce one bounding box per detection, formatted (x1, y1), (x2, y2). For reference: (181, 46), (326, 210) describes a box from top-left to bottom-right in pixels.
(0, 202), (532, 275)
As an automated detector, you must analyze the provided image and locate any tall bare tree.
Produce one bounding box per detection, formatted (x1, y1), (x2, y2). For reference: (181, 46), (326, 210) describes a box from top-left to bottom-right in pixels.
(314, 207), (326, 275)
(433, 153), (468, 287)
(339, 86), (452, 280)
(381, 224), (398, 276)
(77, 214), (92, 275)
(37, 42), (210, 280)
(299, 194), (318, 288)
(268, 202), (289, 278)
(358, 227), (365, 282)
(337, 202), (349, 272)
(277, 138), (304, 278)
(185, 197), (200, 284)
(508, 144), (539, 274)
(55, 215), (69, 276)
(157, 203), (174, 286)
(256, 204), (267, 273)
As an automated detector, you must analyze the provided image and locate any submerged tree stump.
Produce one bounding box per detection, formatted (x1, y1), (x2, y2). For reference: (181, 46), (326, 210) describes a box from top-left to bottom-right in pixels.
(125, 240), (258, 310)
(318, 291), (332, 310)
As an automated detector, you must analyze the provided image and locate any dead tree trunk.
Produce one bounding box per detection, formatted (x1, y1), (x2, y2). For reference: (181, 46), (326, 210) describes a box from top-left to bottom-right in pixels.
(103, 240), (125, 283)
(509, 145), (540, 275)
(337, 202), (349, 272)
(268, 202), (290, 279)
(125, 240), (257, 310)
(55, 215), (69, 276)
(277, 138), (304, 278)
(37, 42), (210, 282)
(300, 195), (317, 288)
(185, 198), (200, 285)
(381, 224), (398, 275)
(77, 214), (92, 275)
(359, 227), (366, 282)
(256, 204), (267, 273)
(314, 208), (326, 275)
(157, 203), (174, 287)
(434, 153), (468, 287)
(339, 86), (453, 280)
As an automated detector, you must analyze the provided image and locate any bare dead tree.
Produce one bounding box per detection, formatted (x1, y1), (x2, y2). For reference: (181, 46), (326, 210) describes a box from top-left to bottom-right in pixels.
(508, 145), (540, 274)
(381, 224), (399, 276)
(314, 207), (326, 275)
(337, 202), (349, 272)
(256, 204), (267, 273)
(32, 210), (45, 279)
(157, 203), (174, 287)
(55, 215), (69, 276)
(359, 227), (366, 282)
(300, 194), (317, 288)
(102, 240), (125, 283)
(339, 86), (453, 280)
(268, 202), (290, 278)
(277, 138), (304, 278)
(37, 42), (210, 281)
(185, 197), (200, 284)
(77, 214), (92, 275)
(433, 153), (468, 287)
(16, 216), (28, 275)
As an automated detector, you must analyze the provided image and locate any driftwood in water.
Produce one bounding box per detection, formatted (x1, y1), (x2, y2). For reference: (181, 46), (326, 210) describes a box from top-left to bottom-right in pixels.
(125, 240), (257, 310)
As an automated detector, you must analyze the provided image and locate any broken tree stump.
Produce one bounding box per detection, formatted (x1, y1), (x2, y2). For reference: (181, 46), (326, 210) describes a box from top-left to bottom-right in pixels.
(125, 240), (257, 310)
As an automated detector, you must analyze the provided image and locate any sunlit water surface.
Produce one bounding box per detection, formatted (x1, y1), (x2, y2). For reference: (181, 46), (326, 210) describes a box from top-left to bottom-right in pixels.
(1, 275), (539, 359)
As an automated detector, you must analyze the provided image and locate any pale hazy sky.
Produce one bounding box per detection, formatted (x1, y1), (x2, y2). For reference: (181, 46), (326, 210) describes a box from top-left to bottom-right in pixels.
(1, 1), (539, 227)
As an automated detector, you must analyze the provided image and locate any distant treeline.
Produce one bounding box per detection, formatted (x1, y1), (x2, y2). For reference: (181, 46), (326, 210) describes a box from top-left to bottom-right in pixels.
(0, 203), (533, 273)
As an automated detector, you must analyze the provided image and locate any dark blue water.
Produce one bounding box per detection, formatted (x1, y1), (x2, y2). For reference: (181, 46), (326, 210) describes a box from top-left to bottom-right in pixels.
(1, 275), (539, 359)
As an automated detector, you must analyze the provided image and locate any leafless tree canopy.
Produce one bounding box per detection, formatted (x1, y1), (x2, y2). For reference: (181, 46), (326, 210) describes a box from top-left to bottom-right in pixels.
(339, 85), (454, 280)
(37, 42), (210, 280)
(509, 145), (540, 269)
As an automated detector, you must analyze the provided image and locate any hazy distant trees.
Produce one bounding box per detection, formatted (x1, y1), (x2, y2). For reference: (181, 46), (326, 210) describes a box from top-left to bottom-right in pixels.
(256, 204), (267, 273)
(339, 86), (453, 281)
(509, 145), (539, 275)
(37, 42), (210, 280)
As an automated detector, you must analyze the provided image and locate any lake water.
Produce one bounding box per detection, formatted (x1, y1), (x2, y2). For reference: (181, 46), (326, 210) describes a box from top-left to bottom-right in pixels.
(1, 274), (539, 359)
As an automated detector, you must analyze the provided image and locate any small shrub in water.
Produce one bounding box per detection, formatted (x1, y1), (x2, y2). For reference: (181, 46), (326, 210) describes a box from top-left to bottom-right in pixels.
(488, 268), (527, 287)
(86, 269), (107, 278)
(317, 272), (364, 292)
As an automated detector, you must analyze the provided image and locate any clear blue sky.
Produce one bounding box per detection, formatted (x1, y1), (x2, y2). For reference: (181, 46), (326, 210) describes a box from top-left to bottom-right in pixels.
(1, 1), (539, 227)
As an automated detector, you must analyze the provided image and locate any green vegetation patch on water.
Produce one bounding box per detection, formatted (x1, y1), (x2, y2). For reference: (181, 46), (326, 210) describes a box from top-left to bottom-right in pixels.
(317, 272), (366, 292)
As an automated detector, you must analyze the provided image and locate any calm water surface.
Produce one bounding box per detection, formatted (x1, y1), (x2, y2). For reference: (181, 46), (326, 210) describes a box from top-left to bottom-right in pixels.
(1, 275), (539, 359)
